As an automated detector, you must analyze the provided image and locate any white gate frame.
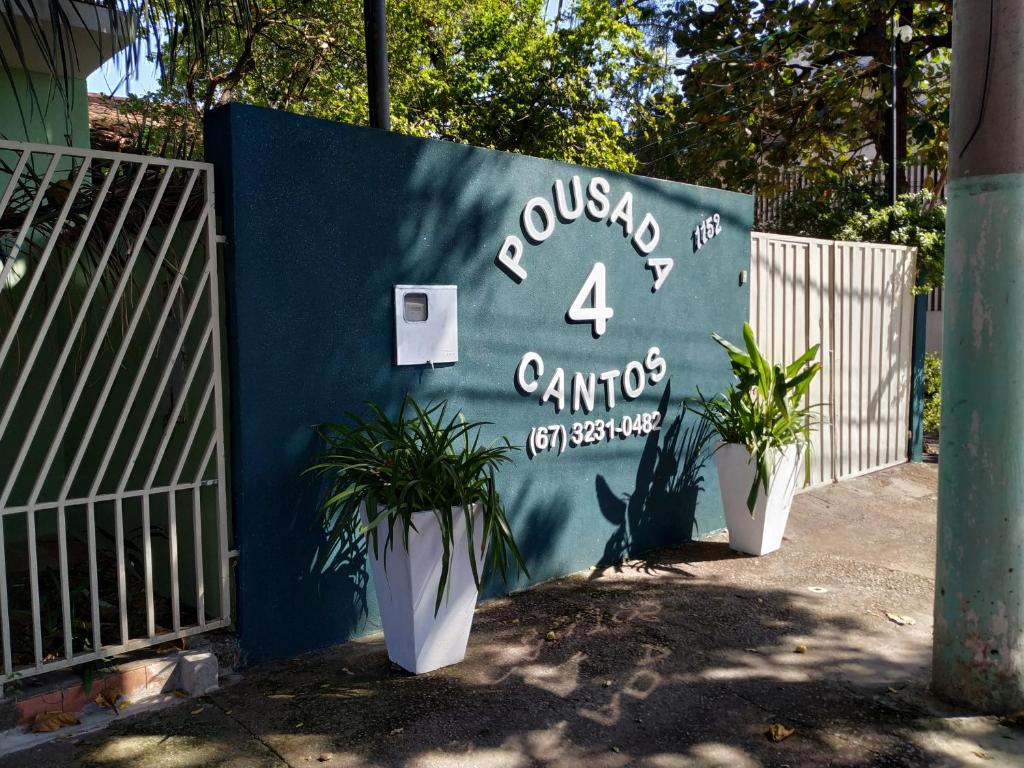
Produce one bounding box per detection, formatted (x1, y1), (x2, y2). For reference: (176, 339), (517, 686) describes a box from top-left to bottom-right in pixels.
(0, 139), (231, 681)
(749, 232), (917, 487)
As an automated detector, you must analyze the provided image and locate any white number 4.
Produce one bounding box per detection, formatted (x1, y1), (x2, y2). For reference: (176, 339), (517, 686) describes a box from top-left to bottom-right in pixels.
(568, 262), (614, 337)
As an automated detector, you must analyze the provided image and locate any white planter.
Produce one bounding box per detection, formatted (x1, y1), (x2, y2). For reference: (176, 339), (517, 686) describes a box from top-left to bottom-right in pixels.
(714, 443), (803, 556)
(362, 503), (484, 674)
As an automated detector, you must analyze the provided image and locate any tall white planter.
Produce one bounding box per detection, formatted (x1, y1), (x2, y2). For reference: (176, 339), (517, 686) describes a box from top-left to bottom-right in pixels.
(714, 443), (803, 556)
(363, 503), (484, 674)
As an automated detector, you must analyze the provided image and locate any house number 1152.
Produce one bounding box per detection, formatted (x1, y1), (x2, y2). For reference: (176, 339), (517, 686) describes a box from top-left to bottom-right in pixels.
(692, 212), (721, 252)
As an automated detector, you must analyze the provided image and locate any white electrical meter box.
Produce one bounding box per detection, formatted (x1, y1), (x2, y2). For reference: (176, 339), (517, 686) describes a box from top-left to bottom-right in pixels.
(394, 285), (459, 366)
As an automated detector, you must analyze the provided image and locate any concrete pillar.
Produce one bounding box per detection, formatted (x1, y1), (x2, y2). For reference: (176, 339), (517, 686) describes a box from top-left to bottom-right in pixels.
(933, 0), (1024, 711)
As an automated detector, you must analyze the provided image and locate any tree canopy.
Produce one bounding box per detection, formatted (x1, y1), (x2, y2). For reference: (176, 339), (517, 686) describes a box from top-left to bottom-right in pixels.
(632, 0), (951, 196)
(114, 0), (664, 171)
(4, 0), (952, 203)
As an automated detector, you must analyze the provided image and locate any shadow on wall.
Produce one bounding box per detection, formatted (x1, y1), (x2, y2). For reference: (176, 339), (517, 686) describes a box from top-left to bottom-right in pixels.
(208, 103), (748, 662)
(292, 440), (374, 644)
(596, 384), (717, 565)
(480, 479), (575, 600)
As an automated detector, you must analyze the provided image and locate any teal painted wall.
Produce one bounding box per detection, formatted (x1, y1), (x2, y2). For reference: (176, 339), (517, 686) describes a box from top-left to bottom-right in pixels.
(206, 103), (753, 663)
(0, 69), (89, 146)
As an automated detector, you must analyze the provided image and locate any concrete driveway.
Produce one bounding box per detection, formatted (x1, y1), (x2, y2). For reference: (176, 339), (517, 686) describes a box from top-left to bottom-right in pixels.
(6, 462), (1023, 767)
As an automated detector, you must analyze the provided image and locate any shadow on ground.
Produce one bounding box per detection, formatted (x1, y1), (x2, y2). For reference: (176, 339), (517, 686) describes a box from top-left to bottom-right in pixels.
(6, 463), (1021, 768)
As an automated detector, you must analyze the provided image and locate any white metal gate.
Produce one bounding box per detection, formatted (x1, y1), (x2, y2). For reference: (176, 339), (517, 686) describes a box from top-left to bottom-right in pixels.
(0, 140), (230, 681)
(749, 233), (917, 487)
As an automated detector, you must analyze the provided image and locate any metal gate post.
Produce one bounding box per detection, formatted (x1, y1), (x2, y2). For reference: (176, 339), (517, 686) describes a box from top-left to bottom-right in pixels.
(907, 283), (927, 462)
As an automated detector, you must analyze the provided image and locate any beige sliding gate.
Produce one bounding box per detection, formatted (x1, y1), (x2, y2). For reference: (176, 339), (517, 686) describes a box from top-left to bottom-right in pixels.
(749, 233), (917, 487)
(0, 139), (231, 681)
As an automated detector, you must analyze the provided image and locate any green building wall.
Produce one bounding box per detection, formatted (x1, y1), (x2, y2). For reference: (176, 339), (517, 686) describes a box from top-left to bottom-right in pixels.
(0, 68), (90, 147)
(206, 104), (754, 663)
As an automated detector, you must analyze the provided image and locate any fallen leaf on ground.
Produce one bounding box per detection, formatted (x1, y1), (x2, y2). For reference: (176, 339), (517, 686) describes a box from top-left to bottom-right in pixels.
(31, 712), (79, 733)
(545, 631), (558, 641)
(610, 746), (621, 753)
(885, 612), (916, 626)
(94, 687), (122, 714)
(794, 644), (807, 654)
(191, 707), (204, 715)
(765, 723), (795, 743)
(999, 710), (1024, 728)
(972, 750), (990, 759)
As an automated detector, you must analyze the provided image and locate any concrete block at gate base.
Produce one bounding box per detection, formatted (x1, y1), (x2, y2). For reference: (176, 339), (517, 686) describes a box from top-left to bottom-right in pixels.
(179, 652), (219, 696)
(145, 658), (180, 696)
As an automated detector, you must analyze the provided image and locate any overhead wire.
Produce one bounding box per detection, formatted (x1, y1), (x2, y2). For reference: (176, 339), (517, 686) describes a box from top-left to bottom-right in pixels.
(957, 0), (993, 160)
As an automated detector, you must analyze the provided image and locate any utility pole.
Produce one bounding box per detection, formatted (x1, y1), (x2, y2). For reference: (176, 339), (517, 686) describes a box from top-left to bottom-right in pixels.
(933, 0), (1024, 711)
(363, 0), (390, 130)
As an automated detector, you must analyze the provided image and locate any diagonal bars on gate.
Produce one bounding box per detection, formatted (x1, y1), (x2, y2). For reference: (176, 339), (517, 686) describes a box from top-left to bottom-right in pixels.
(0, 140), (231, 681)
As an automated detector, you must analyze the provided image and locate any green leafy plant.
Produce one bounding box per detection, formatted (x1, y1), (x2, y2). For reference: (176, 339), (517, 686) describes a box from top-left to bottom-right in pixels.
(687, 323), (821, 514)
(923, 353), (941, 435)
(79, 647), (119, 697)
(839, 192), (946, 292)
(306, 397), (528, 614)
(771, 169), (887, 239)
(3, 672), (23, 697)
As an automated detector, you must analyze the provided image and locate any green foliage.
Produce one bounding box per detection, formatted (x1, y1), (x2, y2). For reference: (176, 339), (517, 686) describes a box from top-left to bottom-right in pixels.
(635, 1), (950, 192)
(306, 397), (527, 615)
(4, 0), (663, 170)
(80, 651), (119, 696)
(3, 672), (23, 697)
(125, 0), (663, 169)
(923, 353), (941, 435)
(687, 323), (821, 514)
(838, 191), (946, 291)
(772, 169), (887, 239)
(389, 0), (663, 171)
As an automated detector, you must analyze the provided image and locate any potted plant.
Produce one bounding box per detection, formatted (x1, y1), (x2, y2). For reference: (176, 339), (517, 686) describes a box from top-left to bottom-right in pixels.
(307, 397), (527, 674)
(688, 323), (821, 556)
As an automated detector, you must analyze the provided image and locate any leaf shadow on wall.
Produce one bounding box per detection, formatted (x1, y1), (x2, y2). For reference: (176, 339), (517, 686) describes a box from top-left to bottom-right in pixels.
(595, 384), (716, 565)
(480, 480), (574, 600)
(298, 445), (373, 639)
